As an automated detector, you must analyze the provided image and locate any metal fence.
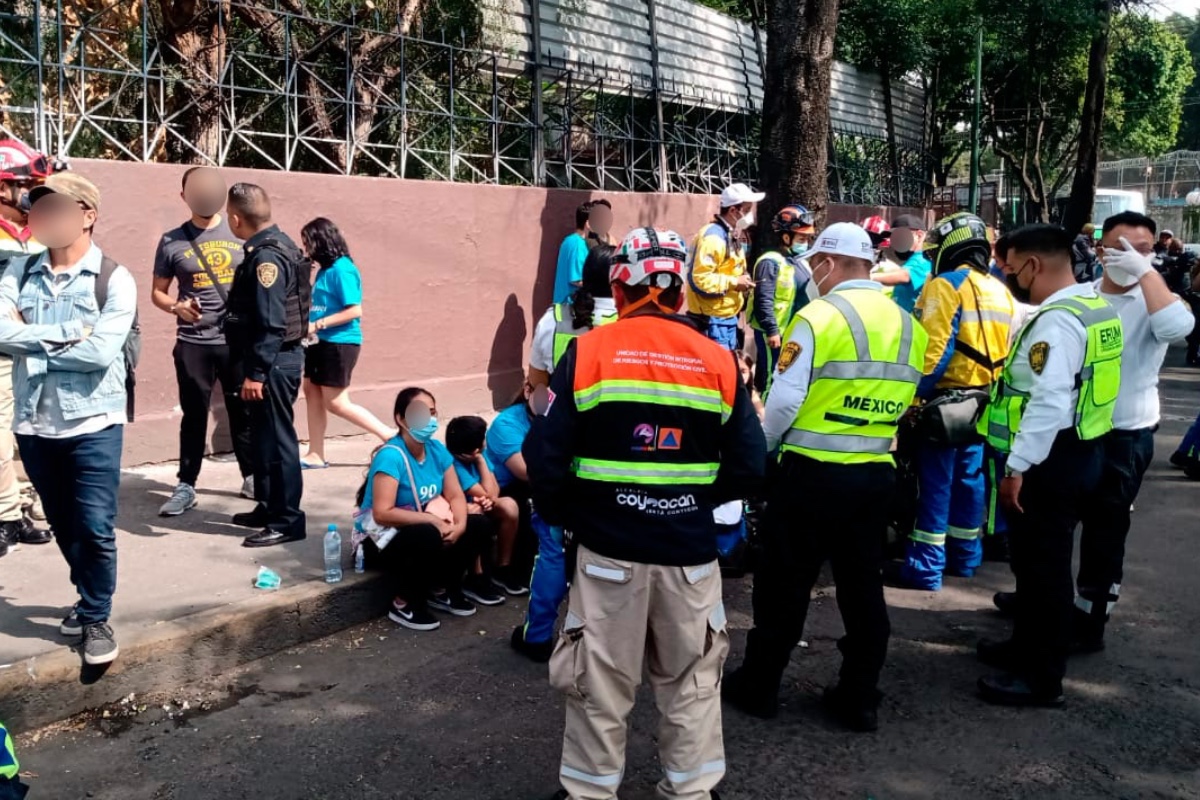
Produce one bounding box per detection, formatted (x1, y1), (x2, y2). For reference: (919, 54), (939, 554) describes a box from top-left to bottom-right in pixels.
(1098, 151), (1200, 206)
(0, 0), (929, 201)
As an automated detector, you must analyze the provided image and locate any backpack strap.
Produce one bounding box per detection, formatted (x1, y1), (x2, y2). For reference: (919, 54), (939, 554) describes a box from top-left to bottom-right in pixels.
(94, 254), (140, 328)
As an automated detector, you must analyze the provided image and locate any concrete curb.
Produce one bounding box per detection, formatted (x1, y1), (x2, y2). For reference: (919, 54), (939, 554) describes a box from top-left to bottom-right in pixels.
(0, 571), (391, 730)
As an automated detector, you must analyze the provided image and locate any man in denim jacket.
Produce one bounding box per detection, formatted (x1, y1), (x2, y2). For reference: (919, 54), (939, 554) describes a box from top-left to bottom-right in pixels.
(0, 173), (136, 667)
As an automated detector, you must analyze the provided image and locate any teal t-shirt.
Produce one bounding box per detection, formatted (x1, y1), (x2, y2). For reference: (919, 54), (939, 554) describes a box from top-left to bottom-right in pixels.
(485, 404), (532, 488)
(361, 437), (453, 512)
(452, 454), (496, 494)
(311, 255), (364, 344)
(893, 252), (931, 313)
(553, 233), (589, 304)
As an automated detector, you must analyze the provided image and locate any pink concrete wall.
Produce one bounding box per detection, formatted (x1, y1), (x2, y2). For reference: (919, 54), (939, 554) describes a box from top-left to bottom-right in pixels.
(71, 159), (923, 464)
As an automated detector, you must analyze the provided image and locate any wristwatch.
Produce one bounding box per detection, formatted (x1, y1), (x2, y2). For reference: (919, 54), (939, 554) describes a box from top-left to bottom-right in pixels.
(1004, 465), (1022, 478)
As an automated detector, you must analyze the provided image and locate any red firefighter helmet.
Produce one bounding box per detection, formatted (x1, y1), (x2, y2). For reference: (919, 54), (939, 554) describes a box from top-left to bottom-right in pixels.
(0, 140), (54, 184)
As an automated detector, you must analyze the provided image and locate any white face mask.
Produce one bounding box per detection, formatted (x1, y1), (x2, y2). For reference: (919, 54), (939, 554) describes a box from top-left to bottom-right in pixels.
(735, 208), (755, 231)
(812, 258), (836, 296)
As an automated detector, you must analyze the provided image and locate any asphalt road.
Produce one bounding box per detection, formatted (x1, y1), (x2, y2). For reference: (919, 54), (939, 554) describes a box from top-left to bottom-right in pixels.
(15, 361), (1200, 800)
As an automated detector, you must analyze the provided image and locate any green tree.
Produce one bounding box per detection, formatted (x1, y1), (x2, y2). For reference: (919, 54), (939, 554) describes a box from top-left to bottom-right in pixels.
(1175, 12), (1200, 149)
(1104, 13), (1193, 157)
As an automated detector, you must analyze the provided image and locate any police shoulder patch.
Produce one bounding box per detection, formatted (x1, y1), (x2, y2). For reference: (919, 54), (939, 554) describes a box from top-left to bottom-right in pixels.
(1029, 341), (1050, 375)
(778, 340), (802, 372)
(257, 262), (279, 288)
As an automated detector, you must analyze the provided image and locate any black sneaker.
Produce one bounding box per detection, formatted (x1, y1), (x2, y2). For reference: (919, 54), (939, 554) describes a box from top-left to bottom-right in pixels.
(388, 600), (441, 631)
(82, 622), (119, 665)
(429, 590), (476, 617)
(1170, 450), (1192, 469)
(993, 590), (1018, 617)
(490, 565), (530, 597)
(60, 607), (82, 637)
(18, 515), (51, 545)
(462, 575), (506, 607)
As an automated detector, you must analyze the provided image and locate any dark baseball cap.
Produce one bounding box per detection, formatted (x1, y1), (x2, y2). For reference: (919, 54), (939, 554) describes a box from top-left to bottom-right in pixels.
(892, 214), (925, 231)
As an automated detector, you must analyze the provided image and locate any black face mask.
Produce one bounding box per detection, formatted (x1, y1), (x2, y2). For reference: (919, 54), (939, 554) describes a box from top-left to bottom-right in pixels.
(894, 250), (914, 261)
(1006, 272), (1032, 304)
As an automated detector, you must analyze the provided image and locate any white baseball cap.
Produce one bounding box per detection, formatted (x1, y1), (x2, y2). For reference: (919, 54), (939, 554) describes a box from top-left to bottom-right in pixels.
(808, 222), (876, 261)
(719, 182), (765, 208)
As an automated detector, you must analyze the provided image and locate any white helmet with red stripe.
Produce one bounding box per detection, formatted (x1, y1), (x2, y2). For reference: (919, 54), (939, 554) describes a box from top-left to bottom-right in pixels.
(610, 227), (687, 288)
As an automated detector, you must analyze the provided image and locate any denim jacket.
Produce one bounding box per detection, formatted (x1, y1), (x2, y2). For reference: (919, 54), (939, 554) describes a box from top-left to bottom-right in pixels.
(0, 243), (137, 426)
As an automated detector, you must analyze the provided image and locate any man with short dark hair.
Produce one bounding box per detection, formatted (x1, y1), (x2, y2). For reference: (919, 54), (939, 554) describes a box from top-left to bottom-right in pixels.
(151, 167), (253, 516)
(0, 172), (137, 666)
(873, 213), (931, 312)
(553, 200), (609, 304)
(585, 198), (614, 249)
(994, 211), (1191, 653)
(976, 223), (1123, 707)
(224, 183), (310, 548)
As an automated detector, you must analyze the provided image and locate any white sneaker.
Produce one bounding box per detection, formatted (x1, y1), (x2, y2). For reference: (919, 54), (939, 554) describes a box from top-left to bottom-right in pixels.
(240, 475), (256, 500)
(158, 483), (198, 516)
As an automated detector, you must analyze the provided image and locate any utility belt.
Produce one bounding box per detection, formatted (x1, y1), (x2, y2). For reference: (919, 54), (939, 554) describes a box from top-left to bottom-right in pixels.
(917, 386), (990, 446)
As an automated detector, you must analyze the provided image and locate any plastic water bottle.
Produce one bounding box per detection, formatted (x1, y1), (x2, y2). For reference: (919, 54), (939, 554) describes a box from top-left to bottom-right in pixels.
(353, 543), (365, 574)
(324, 524), (343, 584)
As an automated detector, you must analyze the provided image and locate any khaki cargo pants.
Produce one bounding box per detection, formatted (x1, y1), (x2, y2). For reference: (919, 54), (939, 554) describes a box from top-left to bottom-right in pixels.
(0, 356), (22, 522)
(551, 545), (729, 800)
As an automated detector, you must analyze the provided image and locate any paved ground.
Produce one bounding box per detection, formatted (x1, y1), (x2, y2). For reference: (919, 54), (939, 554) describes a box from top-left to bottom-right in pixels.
(11, 355), (1200, 799)
(0, 437), (377, 667)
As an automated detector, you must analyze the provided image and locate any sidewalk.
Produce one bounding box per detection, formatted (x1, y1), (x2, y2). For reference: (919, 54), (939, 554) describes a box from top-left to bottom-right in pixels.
(0, 435), (390, 730)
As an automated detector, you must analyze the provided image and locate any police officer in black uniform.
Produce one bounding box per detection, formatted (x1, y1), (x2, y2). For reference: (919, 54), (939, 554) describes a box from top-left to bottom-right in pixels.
(224, 183), (310, 547)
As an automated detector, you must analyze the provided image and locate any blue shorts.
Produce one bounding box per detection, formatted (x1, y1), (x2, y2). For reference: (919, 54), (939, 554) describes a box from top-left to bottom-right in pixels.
(706, 315), (739, 351)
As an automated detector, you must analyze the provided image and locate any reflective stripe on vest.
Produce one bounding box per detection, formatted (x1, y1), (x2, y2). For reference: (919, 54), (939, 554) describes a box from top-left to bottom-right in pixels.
(0, 720), (17, 780)
(574, 379), (733, 422)
(552, 303), (617, 367)
(979, 295), (1122, 452)
(748, 251), (796, 333)
(573, 457), (720, 485)
(783, 288), (927, 465)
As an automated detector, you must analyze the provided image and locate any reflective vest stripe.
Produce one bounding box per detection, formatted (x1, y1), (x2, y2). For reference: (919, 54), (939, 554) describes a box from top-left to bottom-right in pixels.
(811, 360), (923, 383)
(782, 428), (894, 454)
(821, 293), (871, 358)
(973, 309), (1013, 324)
(574, 457), (719, 484)
(574, 380), (731, 420)
(979, 295), (1121, 451)
(552, 304), (617, 367)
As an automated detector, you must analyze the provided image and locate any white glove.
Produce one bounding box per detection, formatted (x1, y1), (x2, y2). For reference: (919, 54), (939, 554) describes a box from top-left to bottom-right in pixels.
(1101, 236), (1153, 288)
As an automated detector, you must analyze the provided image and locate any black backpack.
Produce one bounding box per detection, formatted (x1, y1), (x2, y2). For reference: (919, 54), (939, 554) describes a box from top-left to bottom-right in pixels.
(18, 253), (142, 422)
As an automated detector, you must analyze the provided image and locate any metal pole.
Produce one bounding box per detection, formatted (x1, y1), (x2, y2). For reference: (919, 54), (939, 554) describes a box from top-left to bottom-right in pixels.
(645, 0), (668, 193)
(968, 17), (982, 215)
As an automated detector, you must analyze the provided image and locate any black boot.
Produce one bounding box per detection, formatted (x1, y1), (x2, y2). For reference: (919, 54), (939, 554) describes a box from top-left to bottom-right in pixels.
(822, 685), (881, 732)
(977, 673), (1064, 707)
(976, 638), (1019, 671)
(722, 664), (780, 719)
(993, 590), (1018, 617)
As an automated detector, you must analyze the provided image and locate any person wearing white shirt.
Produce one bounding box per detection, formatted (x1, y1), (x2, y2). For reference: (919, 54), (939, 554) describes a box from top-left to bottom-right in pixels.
(975, 224), (1122, 708)
(725, 223), (927, 732)
(993, 213), (1191, 652)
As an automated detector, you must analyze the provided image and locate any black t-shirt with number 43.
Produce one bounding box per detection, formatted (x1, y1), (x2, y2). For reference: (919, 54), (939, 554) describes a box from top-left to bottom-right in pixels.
(153, 216), (245, 344)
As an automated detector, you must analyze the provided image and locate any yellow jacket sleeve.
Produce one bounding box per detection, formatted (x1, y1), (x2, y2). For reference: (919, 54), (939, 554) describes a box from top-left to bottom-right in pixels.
(915, 277), (959, 377)
(690, 232), (736, 297)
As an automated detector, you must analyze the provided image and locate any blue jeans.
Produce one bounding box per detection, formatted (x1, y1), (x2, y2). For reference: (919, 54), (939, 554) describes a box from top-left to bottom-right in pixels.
(18, 424), (123, 626)
(523, 509), (566, 644)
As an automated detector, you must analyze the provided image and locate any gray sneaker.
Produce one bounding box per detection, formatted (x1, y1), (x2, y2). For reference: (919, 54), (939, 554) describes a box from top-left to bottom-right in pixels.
(158, 483), (198, 517)
(240, 475), (256, 500)
(60, 607), (82, 637)
(82, 622), (119, 665)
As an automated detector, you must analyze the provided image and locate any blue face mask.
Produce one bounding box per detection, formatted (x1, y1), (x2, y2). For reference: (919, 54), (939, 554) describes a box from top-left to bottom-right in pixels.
(407, 417), (439, 443)
(790, 242), (809, 257)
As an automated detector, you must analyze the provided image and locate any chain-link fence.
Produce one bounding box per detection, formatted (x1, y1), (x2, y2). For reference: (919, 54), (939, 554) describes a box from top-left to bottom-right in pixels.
(1098, 151), (1200, 206)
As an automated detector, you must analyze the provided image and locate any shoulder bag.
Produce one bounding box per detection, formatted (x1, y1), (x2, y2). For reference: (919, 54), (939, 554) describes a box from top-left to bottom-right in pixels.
(917, 275), (991, 446)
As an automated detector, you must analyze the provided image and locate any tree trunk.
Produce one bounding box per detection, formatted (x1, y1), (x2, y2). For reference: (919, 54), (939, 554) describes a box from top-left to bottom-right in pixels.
(756, 0), (840, 253)
(158, 0), (228, 164)
(1062, 0), (1112, 236)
